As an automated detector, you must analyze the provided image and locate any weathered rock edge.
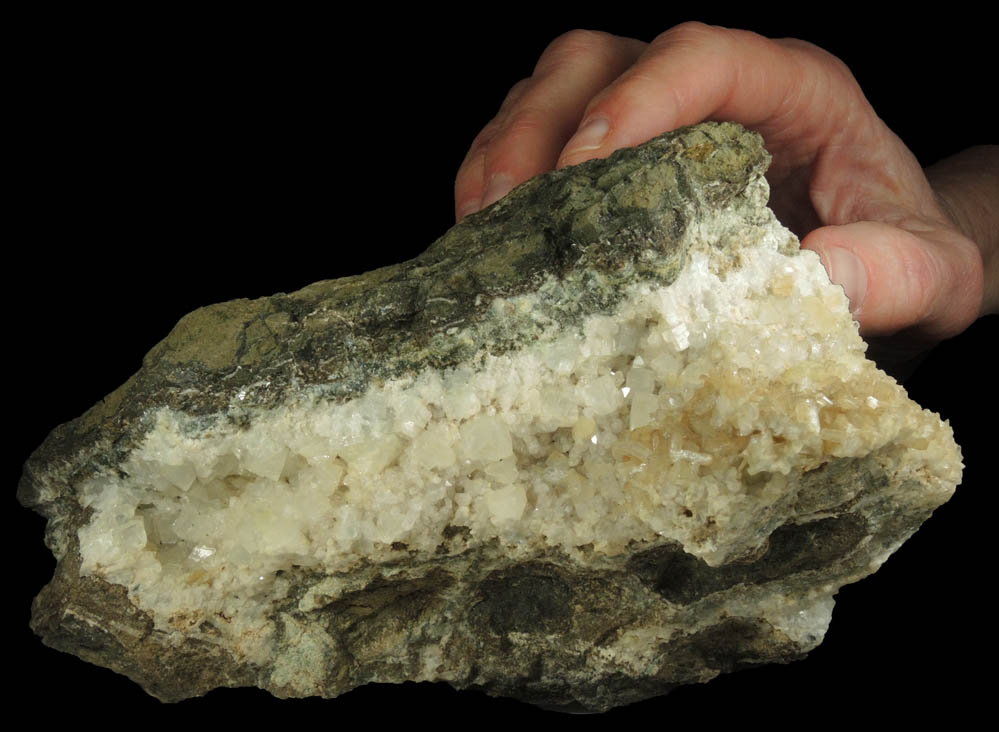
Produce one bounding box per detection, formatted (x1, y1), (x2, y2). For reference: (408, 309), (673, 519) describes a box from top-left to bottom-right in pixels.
(20, 122), (953, 710)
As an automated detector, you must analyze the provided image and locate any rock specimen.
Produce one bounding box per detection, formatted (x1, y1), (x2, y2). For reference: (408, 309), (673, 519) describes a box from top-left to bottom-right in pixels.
(19, 122), (961, 712)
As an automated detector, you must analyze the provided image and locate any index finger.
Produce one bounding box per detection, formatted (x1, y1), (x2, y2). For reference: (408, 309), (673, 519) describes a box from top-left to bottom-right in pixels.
(455, 30), (647, 220)
(557, 23), (853, 177)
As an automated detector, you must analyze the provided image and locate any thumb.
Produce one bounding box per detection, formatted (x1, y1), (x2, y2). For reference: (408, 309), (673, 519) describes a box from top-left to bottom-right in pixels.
(802, 221), (981, 343)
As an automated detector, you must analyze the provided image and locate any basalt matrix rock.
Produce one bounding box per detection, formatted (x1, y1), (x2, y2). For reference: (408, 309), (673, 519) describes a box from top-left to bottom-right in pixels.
(19, 122), (961, 711)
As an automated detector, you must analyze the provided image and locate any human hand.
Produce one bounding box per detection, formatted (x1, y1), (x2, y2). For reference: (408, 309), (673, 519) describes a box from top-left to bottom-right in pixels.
(454, 24), (990, 365)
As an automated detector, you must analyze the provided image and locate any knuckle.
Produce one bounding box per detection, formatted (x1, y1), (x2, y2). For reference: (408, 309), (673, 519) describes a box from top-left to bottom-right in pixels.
(782, 38), (857, 84)
(474, 122), (500, 149)
(501, 77), (532, 108)
(465, 119), (503, 158)
(469, 105), (546, 167)
(653, 21), (723, 49)
(610, 69), (681, 117)
(547, 28), (607, 54)
(502, 105), (548, 139)
(653, 22), (776, 59)
(537, 29), (615, 72)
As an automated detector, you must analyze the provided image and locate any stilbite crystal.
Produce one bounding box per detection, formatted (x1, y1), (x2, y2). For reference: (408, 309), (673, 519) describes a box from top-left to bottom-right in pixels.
(19, 122), (961, 711)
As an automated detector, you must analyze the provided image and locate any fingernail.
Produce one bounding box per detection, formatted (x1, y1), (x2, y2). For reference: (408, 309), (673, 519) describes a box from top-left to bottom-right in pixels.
(480, 172), (513, 209)
(456, 198), (481, 221)
(824, 247), (868, 312)
(562, 117), (609, 160)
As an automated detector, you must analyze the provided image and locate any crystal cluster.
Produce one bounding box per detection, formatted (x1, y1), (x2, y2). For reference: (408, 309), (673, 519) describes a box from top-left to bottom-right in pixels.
(21, 122), (961, 710)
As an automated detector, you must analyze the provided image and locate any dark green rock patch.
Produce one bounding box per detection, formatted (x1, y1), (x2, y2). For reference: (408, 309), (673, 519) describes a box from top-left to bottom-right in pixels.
(472, 567), (573, 635)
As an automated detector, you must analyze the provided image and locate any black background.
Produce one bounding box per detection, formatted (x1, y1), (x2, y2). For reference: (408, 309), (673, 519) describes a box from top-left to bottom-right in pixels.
(12, 7), (996, 724)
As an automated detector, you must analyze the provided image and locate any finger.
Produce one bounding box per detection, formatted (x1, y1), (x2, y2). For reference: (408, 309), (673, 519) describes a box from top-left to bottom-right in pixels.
(557, 22), (849, 171)
(454, 116), (509, 220)
(453, 78), (556, 221)
(455, 30), (646, 220)
(803, 221), (984, 343)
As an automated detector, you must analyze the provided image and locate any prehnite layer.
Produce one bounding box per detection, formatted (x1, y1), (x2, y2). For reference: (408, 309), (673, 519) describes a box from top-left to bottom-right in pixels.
(76, 176), (960, 651)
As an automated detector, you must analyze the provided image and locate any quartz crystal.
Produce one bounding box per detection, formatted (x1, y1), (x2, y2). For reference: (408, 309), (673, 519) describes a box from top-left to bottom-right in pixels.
(19, 122), (961, 711)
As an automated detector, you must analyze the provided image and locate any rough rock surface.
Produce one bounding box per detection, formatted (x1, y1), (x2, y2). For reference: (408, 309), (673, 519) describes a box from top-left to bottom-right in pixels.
(19, 121), (961, 712)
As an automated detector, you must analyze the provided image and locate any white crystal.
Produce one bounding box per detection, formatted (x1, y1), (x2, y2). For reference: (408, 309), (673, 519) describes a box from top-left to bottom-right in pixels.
(460, 415), (513, 462)
(72, 173), (960, 659)
(485, 483), (527, 524)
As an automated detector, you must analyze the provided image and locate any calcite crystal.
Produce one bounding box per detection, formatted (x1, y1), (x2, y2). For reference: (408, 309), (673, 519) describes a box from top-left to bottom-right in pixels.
(20, 122), (961, 711)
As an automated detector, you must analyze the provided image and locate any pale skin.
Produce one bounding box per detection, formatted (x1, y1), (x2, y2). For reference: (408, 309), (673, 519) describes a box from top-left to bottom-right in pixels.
(454, 24), (998, 366)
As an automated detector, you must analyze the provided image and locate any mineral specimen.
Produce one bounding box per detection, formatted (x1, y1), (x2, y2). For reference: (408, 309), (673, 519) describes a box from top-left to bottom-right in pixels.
(19, 121), (961, 712)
